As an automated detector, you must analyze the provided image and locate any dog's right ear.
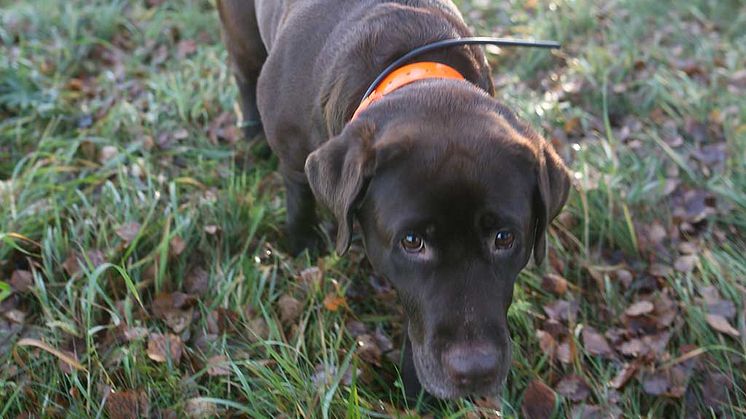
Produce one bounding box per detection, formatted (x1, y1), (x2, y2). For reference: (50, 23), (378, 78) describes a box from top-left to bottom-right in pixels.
(305, 120), (377, 256)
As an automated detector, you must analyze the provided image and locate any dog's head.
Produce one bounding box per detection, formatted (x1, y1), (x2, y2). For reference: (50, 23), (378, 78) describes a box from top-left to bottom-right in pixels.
(305, 80), (571, 398)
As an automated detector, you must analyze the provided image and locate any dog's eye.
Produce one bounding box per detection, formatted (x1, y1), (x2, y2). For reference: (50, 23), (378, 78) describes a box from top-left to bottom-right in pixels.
(494, 231), (515, 249)
(401, 232), (425, 253)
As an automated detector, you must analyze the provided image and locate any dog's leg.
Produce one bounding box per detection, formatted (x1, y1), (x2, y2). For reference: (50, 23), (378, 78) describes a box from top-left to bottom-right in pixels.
(284, 173), (323, 255)
(216, 0), (267, 140)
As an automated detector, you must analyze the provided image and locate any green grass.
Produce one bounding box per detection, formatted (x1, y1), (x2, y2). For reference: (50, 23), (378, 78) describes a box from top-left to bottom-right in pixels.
(1, 0), (745, 417)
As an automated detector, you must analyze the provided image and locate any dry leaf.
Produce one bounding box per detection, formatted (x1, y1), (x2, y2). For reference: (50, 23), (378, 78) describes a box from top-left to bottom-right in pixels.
(705, 314), (740, 337)
(278, 294), (303, 325)
(99, 145), (118, 163)
(674, 255), (697, 273)
(609, 363), (638, 389)
(356, 334), (382, 366)
(245, 317), (269, 343)
(203, 224), (219, 235)
(185, 398), (217, 418)
(10, 270), (33, 292)
(147, 333), (183, 364)
(206, 355), (231, 376)
(557, 340), (572, 364)
(582, 327), (613, 357)
(323, 293), (346, 312)
(542, 273), (568, 295)
(115, 222), (141, 244)
(555, 374), (591, 402)
(106, 390), (149, 419)
(185, 267), (209, 296)
(521, 379), (556, 419)
(169, 236), (186, 257)
(625, 301), (654, 317)
(536, 330), (557, 355)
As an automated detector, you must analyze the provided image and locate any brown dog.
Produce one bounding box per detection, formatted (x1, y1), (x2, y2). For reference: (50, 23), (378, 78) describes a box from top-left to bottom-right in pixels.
(217, 0), (571, 399)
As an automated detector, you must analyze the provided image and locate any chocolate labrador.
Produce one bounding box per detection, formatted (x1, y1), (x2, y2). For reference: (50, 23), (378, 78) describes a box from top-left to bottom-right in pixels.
(217, 0), (571, 399)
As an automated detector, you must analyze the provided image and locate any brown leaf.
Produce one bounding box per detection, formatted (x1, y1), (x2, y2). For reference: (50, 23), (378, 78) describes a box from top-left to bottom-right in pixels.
(521, 379), (556, 419)
(169, 236), (186, 257)
(147, 333), (183, 364)
(673, 255), (697, 273)
(206, 355), (231, 377)
(299, 267), (322, 288)
(99, 145), (118, 163)
(555, 375), (591, 402)
(106, 390), (149, 419)
(123, 326), (148, 342)
(641, 371), (669, 395)
(705, 314), (740, 337)
(278, 294), (303, 325)
(609, 363), (638, 389)
(557, 340), (573, 364)
(543, 300), (578, 323)
(702, 372), (733, 410)
(625, 301), (654, 317)
(185, 267), (209, 296)
(356, 334), (382, 366)
(323, 293), (346, 312)
(541, 273), (568, 295)
(582, 327), (613, 357)
(176, 39), (197, 59)
(10, 270), (33, 292)
(115, 222), (141, 244)
(536, 330), (556, 355)
(648, 264), (673, 277)
(245, 316), (269, 343)
(184, 398), (217, 418)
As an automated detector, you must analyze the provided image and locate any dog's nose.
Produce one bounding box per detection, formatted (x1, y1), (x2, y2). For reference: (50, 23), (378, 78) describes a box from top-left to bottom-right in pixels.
(442, 342), (500, 387)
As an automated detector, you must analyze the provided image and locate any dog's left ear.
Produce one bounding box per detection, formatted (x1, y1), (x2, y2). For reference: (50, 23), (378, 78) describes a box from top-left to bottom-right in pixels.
(305, 120), (377, 255)
(533, 141), (571, 264)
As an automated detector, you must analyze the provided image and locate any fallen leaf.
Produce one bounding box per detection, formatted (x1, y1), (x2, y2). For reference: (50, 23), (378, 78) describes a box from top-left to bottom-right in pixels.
(641, 371), (668, 395)
(278, 294), (303, 325)
(115, 222), (141, 244)
(176, 39), (197, 58)
(203, 224), (219, 235)
(323, 293), (346, 312)
(557, 340), (573, 364)
(542, 273), (568, 295)
(674, 255), (697, 273)
(106, 390), (149, 419)
(536, 330), (556, 355)
(185, 398), (217, 418)
(702, 372), (733, 410)
(206, 355), (231, 376)
(705, 314), (740, 337)
(543, 300), (579, 323)
(555, 374), (591, 402)
(609, 363), (638, 389)
(356, 334), (382, 366)
(625, 301), (654, 317)
(185, 267), (209, 296)
(147, 333), (183, 364)
(123, 326), (148, 342)
(245, 316), (269, 343)
(99, 145), (118, 163)
(648, 264), (673, 277)
(582, 327), (613, 356)
(521, 379), (556, 419)
(169, 236), (186, 257)
(10, 270), (33, 292)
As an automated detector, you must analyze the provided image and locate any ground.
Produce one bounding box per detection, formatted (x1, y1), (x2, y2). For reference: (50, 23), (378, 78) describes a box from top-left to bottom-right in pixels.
(0, 0), (744, 417)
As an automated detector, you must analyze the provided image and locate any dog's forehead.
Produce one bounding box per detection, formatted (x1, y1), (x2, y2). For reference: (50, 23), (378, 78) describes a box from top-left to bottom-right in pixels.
(369, 140), (536, 229)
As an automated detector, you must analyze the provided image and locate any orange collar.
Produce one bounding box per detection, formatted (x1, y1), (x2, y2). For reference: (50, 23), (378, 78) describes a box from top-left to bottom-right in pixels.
(351, 62), (465, 120)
